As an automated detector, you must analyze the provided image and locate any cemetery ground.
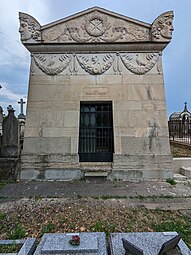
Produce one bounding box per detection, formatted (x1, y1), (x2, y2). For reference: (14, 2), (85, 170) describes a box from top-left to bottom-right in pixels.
(0, 143), (191, 250)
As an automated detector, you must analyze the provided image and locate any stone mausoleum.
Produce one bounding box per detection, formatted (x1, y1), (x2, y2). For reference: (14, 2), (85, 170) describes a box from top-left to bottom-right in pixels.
(19, 7), (174, 180)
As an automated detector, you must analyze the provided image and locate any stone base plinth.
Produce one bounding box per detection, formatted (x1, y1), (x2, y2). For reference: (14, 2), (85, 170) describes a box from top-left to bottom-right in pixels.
(19, 153), (173, 181)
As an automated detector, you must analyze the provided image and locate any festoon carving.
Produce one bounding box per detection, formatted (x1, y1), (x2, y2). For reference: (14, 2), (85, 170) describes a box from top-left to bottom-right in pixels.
(33, 54), (72, 75)
(76, 54), (115, 74)
(151, 11), (174, 41)
(19, 12), (41, 42)
(33, 52), (159, 76)
(43, 10), (150, 43)
(120, 53), (159, 75)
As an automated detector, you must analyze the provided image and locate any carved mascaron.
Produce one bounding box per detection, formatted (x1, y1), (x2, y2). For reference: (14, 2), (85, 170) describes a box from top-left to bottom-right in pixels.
(19, 7), (174, 44)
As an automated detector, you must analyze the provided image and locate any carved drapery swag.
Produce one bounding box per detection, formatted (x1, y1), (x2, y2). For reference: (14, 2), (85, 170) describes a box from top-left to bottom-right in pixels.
(32, 53), (160, 76)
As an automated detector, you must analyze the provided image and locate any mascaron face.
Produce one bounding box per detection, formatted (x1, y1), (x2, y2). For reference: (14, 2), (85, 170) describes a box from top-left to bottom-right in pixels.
(161, 17), (174, 39)
(19, 19), (32, 41)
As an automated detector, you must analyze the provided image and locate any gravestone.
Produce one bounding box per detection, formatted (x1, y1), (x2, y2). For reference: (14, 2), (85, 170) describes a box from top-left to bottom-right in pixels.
(34, 233), (107, 255)
(1, 105), (19, 157)
(110, 232), (191, 255)
(0, 238), (36, 255)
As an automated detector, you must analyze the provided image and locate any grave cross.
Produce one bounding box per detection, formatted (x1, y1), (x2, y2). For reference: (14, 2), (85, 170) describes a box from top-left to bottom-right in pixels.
(18, 98), (26, 115)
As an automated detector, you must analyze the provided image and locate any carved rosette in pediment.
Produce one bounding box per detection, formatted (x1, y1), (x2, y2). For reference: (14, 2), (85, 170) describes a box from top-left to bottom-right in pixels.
(151, 11), (174, 41)
(42, 10), (150, 43)
(32, 52), (159, 76)
(19, 12), (42, 43)
(120, 53), (159, 75)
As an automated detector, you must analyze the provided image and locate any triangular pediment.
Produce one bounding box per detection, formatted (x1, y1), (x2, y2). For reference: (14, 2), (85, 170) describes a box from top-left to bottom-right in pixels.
(41, 7), (151, 43)
(19, 7), (174, 46)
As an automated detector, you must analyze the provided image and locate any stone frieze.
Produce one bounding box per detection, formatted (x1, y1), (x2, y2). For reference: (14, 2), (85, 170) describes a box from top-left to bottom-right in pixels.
(76, 54), (115, 74)
(19, 8), (174, 44)
(32, 53), (160, 76)
(42, 10), (150, 43)
(120, 53), (159, 75)
(33, 54), (72, 75)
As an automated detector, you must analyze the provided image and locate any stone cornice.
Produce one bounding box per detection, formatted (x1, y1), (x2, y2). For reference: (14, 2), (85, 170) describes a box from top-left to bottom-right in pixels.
(26, 42), (167, 53)
(19, 8), (174, 48)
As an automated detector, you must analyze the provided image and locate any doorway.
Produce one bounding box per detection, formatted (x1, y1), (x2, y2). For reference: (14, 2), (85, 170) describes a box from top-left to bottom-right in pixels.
(79, 102), (114, 162)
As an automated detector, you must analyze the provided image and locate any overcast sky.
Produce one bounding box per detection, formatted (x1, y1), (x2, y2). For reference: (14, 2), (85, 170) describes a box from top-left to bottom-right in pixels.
(0, 0), (190, 117)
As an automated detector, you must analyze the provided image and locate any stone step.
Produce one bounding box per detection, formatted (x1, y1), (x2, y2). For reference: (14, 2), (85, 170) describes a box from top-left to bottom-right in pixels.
(80, 162), (112, 171)
(180, 167), (191, 178)
(84, 171), (108, 177)
(173, 173), (188, 180)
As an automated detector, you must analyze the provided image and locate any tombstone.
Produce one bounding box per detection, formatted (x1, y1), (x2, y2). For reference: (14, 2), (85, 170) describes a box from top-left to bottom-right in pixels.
(0, 238), (36, 255)
(1, 105), (19, 157)
(33, 233), (107, 255)
(110, 232), (191, 255)
(19, 7), (174, 181)
(0, 106), (3, 150)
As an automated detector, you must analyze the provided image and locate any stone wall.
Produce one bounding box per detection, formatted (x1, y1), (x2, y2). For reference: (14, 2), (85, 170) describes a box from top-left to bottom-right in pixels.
(19, 7), (174, 180)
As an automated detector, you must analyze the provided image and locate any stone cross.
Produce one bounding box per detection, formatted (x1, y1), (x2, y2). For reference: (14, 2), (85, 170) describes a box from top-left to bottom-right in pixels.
(18, 98), (26, 115)
(18, 98), (26, 119)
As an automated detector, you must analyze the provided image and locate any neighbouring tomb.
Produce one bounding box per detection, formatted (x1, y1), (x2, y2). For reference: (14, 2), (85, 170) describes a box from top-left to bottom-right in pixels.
(110, 232), (191, 255)
(33, 233), (107, 255)
(0, 238), (36, 255)
(1, 105), (19, 157)
(19, 7), (174, 180)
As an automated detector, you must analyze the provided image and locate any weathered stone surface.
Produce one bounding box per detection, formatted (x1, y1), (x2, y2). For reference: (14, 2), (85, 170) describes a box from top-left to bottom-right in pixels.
(1, 106), (19, 157)
(110, 232), (190, 255)
(0, 238), (36, 255)
(19, 7), (173, 180)
(33, 233), (107, 255)
(0, 158), (19, 180)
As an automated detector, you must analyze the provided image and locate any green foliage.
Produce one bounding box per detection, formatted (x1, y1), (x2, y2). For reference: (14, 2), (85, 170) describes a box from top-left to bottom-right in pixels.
(0, 242), (21, 253)
(9, 224), (25, 239)
(41, 223), (55, 236)
(153, 218), (191, 248)
(166, 178), (177, 185)
(0, 212), (6, 220)
(0, 182), (7, 190)
(91, 220), (105, 232)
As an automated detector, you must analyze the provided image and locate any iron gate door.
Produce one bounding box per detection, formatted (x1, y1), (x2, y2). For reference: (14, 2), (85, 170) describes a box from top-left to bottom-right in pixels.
(79, 102), (114, 162)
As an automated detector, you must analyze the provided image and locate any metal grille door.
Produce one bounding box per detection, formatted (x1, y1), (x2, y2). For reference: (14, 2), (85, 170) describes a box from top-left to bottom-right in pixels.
(79, 102), (114, 162)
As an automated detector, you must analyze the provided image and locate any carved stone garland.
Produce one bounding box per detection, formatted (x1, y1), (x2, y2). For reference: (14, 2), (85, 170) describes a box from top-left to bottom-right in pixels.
(76, 54), (115, 74)
(120, 53), (159, 75)
(33, 54), (72, 75)
(33, 53), (159, 75)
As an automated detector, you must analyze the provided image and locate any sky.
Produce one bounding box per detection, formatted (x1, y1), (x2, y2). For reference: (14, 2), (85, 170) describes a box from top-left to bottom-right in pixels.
(0, 0), (190, 117)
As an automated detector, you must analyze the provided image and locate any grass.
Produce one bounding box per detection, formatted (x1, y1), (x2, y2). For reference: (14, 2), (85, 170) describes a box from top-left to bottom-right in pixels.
(40, 223), (56, 237)
(8, 224), (25, 239)
(153, 217), (191, 247)
(170, 142), (191, 157)
(166, 178), (177, 185)
(0, 182), (7, 190)
(0, 243), (22, 253)
(0, 200), (191, 249)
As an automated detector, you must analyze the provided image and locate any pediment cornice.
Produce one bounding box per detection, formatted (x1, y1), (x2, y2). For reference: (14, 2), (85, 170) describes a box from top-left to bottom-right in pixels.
(19, 7), (174, 51)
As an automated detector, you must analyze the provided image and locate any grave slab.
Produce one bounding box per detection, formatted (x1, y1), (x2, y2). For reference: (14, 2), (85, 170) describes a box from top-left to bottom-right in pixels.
(34, 233), (107, 255)
(0, 238), (36, 255)
(110, 232), (191, 255)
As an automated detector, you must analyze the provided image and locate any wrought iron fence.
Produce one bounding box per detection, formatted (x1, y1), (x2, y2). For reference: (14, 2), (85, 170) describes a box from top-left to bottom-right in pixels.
(168, 119), (191, 145)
